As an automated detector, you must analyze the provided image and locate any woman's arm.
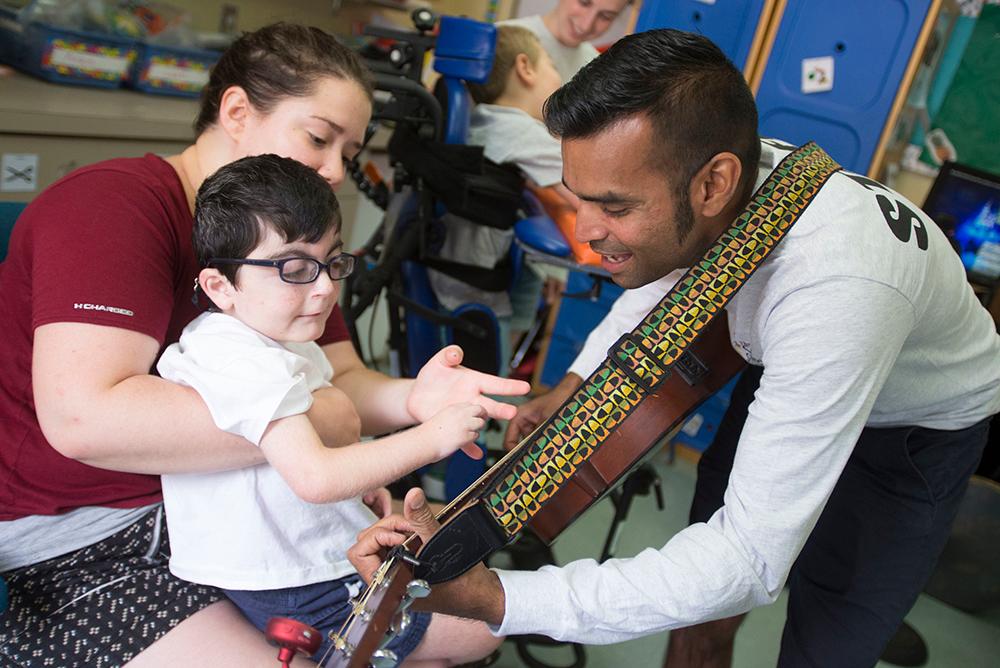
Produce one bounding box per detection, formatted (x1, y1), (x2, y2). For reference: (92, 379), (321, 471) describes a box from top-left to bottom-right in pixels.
(33, 322), (265, 474)
(323, 341), (530, 435)
(323, 340), (416, 434)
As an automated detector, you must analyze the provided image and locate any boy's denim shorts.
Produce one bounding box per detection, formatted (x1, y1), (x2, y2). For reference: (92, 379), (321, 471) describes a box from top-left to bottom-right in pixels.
(225, 573), (431, 664)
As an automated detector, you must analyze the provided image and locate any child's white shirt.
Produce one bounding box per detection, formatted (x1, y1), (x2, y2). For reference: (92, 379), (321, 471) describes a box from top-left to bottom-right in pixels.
(156, 311), (376, 590)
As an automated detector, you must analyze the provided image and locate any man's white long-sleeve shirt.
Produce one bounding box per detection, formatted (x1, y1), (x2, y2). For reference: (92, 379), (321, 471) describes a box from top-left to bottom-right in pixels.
(493, 140), (1000, 643)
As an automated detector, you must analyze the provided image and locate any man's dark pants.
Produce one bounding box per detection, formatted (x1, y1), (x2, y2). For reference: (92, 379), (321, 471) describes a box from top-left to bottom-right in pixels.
(690, 366), (990, 667)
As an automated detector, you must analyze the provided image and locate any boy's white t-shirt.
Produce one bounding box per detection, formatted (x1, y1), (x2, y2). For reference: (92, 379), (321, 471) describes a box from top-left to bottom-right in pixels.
(157, 312), (376, 590)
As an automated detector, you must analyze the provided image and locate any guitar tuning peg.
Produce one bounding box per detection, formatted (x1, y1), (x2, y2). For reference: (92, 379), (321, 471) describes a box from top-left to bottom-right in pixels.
(390, 611), (411, 638)
(370, 649), (399, 668)
(331, 632), (354, 657)
(405, 579), (431, 600)
(348, 596), (373, 622)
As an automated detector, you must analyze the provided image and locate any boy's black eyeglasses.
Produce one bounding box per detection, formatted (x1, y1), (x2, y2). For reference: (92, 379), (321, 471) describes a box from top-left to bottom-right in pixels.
(209, 254), (356, 284)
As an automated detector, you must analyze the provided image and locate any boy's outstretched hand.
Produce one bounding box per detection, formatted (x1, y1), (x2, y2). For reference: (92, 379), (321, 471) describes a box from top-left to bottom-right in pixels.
(416, 402), (487, 460)
(407, 345), (530, 424)
(348, 488), (507, 626)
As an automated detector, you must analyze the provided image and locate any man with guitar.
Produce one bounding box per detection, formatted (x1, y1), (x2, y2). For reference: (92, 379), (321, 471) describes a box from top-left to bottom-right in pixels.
(350, 29), (1000, 667)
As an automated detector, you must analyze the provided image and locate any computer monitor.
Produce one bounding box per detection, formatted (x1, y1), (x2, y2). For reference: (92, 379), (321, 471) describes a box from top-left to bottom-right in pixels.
(922, 161), (1000, 284)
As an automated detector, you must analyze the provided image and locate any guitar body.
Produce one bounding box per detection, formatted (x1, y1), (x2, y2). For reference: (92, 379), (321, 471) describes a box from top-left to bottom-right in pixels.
(528, 316), (745, 543)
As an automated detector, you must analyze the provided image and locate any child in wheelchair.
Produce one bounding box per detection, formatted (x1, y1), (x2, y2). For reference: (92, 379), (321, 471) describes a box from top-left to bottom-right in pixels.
(427, 25), (575, 374)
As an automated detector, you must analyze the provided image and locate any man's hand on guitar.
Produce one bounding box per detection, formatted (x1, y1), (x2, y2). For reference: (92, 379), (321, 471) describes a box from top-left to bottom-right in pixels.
(502, 372), (582, 451)
(348, 488), (507, 626)
(349, 487), (440, 584)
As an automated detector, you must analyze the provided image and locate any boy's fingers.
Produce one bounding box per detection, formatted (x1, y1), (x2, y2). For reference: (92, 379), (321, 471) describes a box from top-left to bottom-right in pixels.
(460, 442), (484, 459)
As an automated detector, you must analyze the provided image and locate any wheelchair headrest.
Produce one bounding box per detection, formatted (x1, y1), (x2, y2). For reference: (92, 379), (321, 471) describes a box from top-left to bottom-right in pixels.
(433, 16), (496, 83)
(432, 16), (497, 145)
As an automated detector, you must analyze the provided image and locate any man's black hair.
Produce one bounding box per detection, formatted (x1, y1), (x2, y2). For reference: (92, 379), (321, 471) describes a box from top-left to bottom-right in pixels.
(193, 154), (341, 284)
(544, 29), (761, 213)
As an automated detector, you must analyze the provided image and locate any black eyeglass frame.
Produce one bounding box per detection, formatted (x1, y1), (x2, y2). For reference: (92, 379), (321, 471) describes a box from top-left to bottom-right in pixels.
(208, 253), (356, 284)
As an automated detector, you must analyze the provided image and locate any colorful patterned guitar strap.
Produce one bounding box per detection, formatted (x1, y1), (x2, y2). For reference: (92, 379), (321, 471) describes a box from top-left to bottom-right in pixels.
(416, 142), (842, 583)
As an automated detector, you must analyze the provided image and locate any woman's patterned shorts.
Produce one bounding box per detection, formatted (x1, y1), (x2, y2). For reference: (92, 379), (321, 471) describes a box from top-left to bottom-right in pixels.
(0, 507), (221, 667)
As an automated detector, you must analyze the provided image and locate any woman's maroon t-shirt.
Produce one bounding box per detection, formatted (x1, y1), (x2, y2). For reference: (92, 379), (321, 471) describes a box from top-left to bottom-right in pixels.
(0, 155), (350, 519)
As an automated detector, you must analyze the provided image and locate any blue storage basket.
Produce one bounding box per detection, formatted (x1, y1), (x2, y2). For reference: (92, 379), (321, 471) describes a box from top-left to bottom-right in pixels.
(129, 42), (218, 97)
(0, 6), (138, 88)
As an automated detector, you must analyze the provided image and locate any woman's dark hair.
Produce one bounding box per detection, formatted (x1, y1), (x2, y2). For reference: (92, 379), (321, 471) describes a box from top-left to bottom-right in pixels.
(193, 154), (341, 284)
(195, 23), (374, 136)
(544, 29), (760, 213)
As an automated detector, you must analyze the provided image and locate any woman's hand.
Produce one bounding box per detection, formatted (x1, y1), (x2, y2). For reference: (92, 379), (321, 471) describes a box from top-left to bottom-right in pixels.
(406, 345), (530, 423)
(362, 487), (393, 519)
(308, 385), (362, 446)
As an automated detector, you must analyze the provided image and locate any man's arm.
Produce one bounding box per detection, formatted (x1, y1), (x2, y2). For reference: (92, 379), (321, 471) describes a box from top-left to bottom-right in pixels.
(357, 280), (914, 645)
(490, 279), (914, 643)
(33, 322), (265, 474)
(349, 487), (507, 626)
(504, 273), (681, 448)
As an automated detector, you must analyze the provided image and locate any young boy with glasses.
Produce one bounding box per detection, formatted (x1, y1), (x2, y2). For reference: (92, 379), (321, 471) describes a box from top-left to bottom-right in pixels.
(156, 154), (497, 663)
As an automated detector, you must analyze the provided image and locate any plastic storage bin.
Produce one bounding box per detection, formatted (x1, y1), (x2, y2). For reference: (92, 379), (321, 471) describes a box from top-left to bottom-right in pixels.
(129, 42), (217, 97)
(0, 6), (138, 88)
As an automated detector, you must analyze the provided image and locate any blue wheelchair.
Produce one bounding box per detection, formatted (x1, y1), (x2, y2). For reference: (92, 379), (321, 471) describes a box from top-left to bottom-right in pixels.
(343, 11), (585, 386)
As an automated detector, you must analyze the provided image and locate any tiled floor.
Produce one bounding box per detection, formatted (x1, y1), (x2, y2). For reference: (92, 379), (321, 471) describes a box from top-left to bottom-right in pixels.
(480, 448), (1000, 668)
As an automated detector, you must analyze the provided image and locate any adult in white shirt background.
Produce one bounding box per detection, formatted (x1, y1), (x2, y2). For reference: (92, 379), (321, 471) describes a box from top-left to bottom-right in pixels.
(501, 0), (634, 82)
(350, 29), (1000, 668)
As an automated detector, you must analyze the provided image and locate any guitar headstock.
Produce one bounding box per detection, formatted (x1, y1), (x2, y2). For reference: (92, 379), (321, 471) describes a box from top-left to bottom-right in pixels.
(321, 552), (430, 668)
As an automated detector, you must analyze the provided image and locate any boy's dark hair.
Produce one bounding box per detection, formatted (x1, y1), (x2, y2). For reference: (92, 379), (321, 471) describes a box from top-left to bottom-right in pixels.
(195, 23), (374, 136)
(193, 154), (341, 284)
(544, 29), (761, 217)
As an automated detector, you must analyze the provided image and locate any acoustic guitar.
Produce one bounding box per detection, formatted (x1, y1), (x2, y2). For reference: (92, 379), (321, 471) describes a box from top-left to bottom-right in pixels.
(319, 316), (745, 668)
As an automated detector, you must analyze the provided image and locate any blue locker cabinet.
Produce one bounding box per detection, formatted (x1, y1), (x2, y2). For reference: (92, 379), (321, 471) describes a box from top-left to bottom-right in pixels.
(754, 0), (939, 175)
(635, 0), (775, 73)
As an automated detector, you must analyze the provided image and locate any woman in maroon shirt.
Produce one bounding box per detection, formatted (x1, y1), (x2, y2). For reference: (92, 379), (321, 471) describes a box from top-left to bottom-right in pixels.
(0, 23), (527, 666)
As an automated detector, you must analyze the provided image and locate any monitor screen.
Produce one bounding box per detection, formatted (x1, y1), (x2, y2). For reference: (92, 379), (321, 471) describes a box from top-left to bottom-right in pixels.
(922, 162), (1000, 283)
